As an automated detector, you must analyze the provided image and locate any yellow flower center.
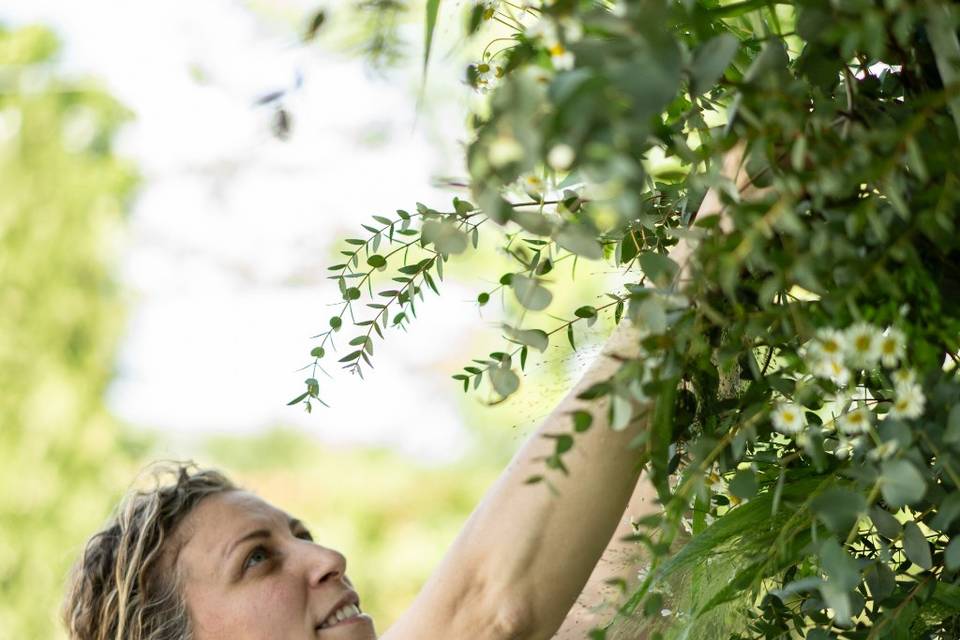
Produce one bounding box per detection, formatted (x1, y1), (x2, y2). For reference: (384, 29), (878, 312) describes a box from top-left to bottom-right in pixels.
(548, 43), (566, 56)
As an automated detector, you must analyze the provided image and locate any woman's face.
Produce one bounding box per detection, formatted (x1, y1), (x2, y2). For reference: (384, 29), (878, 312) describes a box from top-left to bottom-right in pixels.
(173, 490), (377, 640)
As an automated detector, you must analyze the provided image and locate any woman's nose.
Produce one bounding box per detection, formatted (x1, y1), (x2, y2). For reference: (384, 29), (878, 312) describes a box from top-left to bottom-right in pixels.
(301, 542), (347, 587)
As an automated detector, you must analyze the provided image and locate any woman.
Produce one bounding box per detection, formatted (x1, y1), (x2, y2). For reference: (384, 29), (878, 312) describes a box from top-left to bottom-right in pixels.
(62, 146), (756, 640)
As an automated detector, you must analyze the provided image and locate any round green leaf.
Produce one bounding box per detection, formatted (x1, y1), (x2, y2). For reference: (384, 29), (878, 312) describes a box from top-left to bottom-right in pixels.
(367, 254), (387, 268)
(489, 365), (519, 397)
(902, 521), (933, 570)
(691, 33), (739, 96)
(511, 274), (553, 311)
(729, 469), (758, 500)
(811, 487), (866, 533)
(880, 459), (926, 507)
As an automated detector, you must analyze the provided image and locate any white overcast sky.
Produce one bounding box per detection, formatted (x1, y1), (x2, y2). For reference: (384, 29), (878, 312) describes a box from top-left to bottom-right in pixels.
(4, 0), (522, 462)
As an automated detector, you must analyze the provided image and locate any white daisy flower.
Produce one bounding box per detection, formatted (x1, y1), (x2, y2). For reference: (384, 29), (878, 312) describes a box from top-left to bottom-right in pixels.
(548, 43), (575, 70)
(868, 439), (900, 461)
(833, 440), (853, 460)
(520, 173), (547, 199)
(811, 328), (846, 361)
(889, 381), (925, 419)
(813, 354), (851, 387)
(547, 143), (575, 170)
(479, 0), (499, 19)
(771, 402), (806, 435)
(878, 327), (906, 368)
(834, 435), (866, 459)
(844, 322), (882, 368)
(892, 368), (916, 387)
(838, 406), (872, 435)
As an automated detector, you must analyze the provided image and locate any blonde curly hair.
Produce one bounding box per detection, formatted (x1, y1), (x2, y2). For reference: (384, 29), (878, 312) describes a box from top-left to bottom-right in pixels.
(62, 462), (236, 640)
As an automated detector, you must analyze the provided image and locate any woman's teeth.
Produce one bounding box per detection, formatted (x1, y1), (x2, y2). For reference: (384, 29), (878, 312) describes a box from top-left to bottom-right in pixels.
(320, 603), (361, 629)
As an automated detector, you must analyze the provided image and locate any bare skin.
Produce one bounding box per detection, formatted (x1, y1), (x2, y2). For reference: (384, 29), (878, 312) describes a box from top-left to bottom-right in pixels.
(175, 490), (377, 640)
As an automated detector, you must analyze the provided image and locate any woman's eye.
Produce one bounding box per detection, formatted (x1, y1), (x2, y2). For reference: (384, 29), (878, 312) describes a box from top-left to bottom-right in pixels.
(243, 546), (271, 571)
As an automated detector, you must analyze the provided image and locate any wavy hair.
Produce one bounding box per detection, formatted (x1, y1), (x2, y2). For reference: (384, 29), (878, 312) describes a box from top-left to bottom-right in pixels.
(62, 461), (236, 640)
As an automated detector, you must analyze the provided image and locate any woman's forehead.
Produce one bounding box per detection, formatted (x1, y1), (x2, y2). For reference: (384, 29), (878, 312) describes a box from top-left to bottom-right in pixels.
(195, 491), (290, 530)
(179, 491), (294, 556)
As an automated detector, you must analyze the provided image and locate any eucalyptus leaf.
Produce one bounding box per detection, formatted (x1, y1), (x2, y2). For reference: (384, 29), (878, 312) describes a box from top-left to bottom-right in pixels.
(421, 220), (468, 254)
(880, 459), (926, 507)
(511, 274), (553, 311)
(690, 33), (739, 96)
(902, 521), (933, 570)
(490, 365), (520, 398)
(555, 223), (603, 259)
(811, 487), (866, 533)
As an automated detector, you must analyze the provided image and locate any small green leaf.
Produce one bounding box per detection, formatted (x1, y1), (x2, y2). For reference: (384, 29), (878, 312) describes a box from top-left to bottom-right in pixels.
(367, 254), (387, 268)
(818, 538), (859, 626)
(932, 493), (960, 531)
(944, 404), (960, 445)
(869, 506), (902, 539)
(422, 0), (442, 81)
(503, 325), (549, 352)
(572, 410), (593, 432)
(329, 316), (343, 330)
(811, 487), (866, 533)
(453, 197), (474, 215)
(555, 223), (603, 260)
(303, 10), (326, 41)
(511, 274), (553, 311)
(638, 252), (679, 288)
(310, 346), (325, 359)
(287, 391), (309, 405)
(574, 305), (597, 319)
(729, 469), (758, 500)
(490, 365), (519, 397)
(553, 434), (574, 454)
(902, 521), (933, 569)
(946, 537), (960, 571)
(477, 292), (490, 305)
(344, 287), (361, 301)
(880, 459), (926, 507)
(421, 220), (468, 254)
(690, 33), (739, 96)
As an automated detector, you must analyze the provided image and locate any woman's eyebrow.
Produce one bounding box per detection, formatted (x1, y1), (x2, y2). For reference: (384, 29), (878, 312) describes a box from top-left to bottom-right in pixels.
(288, 517), (308, 533)
(223, 529), (271, 561)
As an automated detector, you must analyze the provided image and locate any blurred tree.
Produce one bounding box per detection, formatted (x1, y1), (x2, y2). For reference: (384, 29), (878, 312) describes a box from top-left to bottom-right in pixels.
(0, 24), (147, 639)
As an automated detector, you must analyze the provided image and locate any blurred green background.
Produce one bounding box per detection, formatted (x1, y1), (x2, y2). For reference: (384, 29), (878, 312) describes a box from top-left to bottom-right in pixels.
(0, 15), (619, 638)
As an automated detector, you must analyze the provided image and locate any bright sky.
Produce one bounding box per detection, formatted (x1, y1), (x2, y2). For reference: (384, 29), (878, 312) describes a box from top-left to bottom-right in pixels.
(5, 0), (511, 462)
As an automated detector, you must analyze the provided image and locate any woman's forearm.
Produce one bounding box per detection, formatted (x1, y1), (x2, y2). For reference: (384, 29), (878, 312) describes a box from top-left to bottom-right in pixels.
(454, 321), (651, 640)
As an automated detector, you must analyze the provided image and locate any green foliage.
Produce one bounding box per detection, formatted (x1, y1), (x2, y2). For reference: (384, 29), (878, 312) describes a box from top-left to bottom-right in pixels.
(300, 0), (960, 635)
(0, 25), (146, 638)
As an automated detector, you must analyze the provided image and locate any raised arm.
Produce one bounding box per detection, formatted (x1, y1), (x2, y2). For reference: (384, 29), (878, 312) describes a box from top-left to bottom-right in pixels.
(381, 144), (753, 640)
